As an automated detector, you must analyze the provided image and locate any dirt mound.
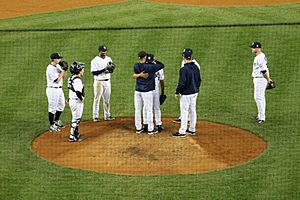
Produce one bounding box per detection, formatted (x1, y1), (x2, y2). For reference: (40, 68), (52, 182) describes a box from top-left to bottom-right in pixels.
(31, 118), (266, 176)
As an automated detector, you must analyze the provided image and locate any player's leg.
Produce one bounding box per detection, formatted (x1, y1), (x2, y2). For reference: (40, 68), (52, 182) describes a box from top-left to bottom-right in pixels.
(55, 88), (65, 128)
(46, 88), (60, 132)
(178, 95), (190, 135)
(142, 104), (147, 131)
(153, 89), (162, 126)
(188, 93), (198, 133)
(92, 80), (103, 121)
(254, 78), (267, 121)
(102, 80), (113, 120)
(143, 91), (155, 134)
(69, 100), (84, 142)
(134, 91), (143, 132)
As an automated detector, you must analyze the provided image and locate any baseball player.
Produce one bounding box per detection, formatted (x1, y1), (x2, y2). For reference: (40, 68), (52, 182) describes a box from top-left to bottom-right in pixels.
(250, 42), (273, 124)
(91, 44), (115, 121)
(46, 52), (67, 132)
(173, 48), (201, 138)
(133, 53), (165, 132)
(173, 58), (200, 124)
(134, 51), (164, 134)
(68, 62), (85, 142)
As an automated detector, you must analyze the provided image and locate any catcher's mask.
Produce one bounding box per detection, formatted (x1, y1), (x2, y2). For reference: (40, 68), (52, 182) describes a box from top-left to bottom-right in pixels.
(70, 61), (85, 74)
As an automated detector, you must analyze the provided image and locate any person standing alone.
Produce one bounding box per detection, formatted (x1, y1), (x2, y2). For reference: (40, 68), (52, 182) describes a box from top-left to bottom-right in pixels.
(91, 44), (115, 121)
(250, 42), (273, 124)
(172, 48), (201, 138)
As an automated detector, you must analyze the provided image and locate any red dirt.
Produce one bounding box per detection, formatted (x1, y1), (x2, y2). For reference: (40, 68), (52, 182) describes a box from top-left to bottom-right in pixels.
(31, 118), (267, 176)
(0, 0), (299, 19)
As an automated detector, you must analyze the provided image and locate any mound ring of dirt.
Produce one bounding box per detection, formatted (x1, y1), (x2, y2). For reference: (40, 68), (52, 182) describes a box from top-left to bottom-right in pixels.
(32, 117), (266, 176)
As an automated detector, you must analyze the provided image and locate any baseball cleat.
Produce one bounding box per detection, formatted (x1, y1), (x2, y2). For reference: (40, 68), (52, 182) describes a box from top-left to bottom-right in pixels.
(93, 118), (99, 122)
(148, 128), (158, 135)
(136, 128), (144, 134)
(172, 118), (181, 124)
(157, 125), (164, 132)
(172, 132), (186, 138)
(69, 135), (85, 142)
(257, 120), (265, 124)
(49, 124), (61, 133)
(186, 129), (196, 136)
(105, 116), (115, 121)
(55, 120), (65, 128)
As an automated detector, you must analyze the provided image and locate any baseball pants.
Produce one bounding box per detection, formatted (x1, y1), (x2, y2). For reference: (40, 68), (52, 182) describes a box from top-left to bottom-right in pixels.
(46, 87), (65, 114)
(69, 99), (84, 139)
(93, 79), (111, 119)
(135, 91), (154, 131)
(142, 88), (162, 126)
(179, 93), (198, 134)
(253, 78), (267, 120)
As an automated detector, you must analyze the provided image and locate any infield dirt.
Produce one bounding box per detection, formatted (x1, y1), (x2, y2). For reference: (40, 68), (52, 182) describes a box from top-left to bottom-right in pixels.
(32, 118), (267, 176)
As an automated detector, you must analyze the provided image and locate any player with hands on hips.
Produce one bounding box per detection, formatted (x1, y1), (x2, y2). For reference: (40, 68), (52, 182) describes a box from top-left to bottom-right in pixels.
(68, 62), (85, 142)
(173, 48), (201, 138)
(46, 52), (67, 132)
(91, 44), (115, 122)
(250, 42), (273, 124)
(133, 53), (166, 132)
(133, 51), (164, 135)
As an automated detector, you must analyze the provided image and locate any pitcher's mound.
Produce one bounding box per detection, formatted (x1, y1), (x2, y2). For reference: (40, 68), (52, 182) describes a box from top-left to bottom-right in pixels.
(32, 117), (266, 176)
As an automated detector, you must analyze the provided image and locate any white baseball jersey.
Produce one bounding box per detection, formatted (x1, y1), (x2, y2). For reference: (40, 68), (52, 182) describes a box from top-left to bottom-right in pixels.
(46, 64), (63, 87)
(155, 69), (164, 88)
(91, 56), (112, 80)
(181, 59), (200, 69)
(252, 52), (268, 78)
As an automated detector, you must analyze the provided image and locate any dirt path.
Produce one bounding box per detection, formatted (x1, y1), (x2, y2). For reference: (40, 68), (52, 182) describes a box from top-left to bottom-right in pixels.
(1, 0), (299, 19)
(32, 118), (267, 176)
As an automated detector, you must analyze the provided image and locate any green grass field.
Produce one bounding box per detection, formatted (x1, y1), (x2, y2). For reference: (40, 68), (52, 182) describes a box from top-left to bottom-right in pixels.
(0, 1), (300, 199)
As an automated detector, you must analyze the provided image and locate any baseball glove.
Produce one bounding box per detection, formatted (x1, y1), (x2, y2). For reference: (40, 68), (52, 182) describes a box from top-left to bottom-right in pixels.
(266, 80), (275, 90)
(106, 62), (116, 73)
(160, 94), (167, 105)
(59, 61), (69, 71)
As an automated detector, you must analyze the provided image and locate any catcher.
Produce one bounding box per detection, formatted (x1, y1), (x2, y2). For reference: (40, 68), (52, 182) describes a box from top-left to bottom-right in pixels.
(250, 42), (275, 124)
(133, 53), (166, 132)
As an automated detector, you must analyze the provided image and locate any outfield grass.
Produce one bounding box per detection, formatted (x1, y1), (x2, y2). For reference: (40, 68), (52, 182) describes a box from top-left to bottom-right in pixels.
(0, 1), (300, 199)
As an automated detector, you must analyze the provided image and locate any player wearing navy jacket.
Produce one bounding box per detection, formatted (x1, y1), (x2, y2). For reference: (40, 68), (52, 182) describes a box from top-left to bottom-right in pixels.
(173, 48), (201, 138)
(134, 51), (164, 134)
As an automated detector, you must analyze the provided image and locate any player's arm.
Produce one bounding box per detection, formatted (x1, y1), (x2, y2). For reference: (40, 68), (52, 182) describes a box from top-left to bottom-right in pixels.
(74, 79), (84, 101)
(132, 72), (149, 79)
(262, 70), (272, 83)
(175, 68), (186, 95)
(54, 70), (66, 83)
(259, 56), (272, 83)
(160, 80), (165, 95)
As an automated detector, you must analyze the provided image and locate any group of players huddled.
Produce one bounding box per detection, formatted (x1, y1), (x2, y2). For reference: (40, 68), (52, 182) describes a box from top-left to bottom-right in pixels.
(45, 44), (202, 142)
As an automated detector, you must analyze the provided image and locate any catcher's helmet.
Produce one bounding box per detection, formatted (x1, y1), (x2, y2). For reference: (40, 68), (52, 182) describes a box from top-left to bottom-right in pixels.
(70, 61), (85, 74)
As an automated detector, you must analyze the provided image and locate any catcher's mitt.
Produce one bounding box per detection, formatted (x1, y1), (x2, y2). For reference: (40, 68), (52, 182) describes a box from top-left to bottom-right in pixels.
(106, 62), (116, 73)
(160, 94), (167, 105)
(59, 61), (69, 71)
(266, 80), (275, 90)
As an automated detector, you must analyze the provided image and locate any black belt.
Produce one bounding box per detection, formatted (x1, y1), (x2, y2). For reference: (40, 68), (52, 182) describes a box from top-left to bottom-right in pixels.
(253, 77), (264, 78)
(70, 98), (79, 100)
(97, 79), (109, 81)
(48, 86), (62, 88)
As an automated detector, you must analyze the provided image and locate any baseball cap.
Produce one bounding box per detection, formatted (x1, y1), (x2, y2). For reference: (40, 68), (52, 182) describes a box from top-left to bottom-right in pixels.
(182, 48), (193, 59)
(50, 52), (63, 59)
(146, 53), (155, 63)
(138, 51), (147, 59)
(249, 42), (262, 48)
(98, 44), (108, 52)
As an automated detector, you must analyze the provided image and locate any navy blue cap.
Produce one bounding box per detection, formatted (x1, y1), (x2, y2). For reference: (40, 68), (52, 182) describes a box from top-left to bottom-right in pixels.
(250, 42), (262, 48)
(146, 53), (155, 63)
(138, 51), (147, 58)
(50, 52), (63, 59)
(98, 44), (108, 52)
(182, 48), (193, 59)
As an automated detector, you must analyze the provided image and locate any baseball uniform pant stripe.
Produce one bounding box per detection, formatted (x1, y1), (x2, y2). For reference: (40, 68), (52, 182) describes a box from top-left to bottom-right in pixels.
(179, 93), (198, 134)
